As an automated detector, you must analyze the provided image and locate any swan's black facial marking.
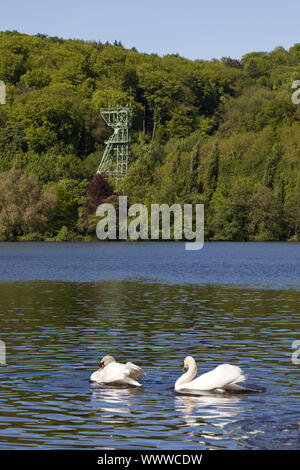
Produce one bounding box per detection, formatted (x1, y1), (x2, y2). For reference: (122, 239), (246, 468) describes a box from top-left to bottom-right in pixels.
(99, 361), (104, 370)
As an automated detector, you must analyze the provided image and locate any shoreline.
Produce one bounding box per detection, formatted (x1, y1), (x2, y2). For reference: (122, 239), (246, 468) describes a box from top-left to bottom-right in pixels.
(0, 238), (299, 243)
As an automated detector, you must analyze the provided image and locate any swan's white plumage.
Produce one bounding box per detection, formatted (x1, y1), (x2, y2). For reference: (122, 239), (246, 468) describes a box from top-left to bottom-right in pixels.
(175, 357), (246, 392)
(90, 357), (146, 387)
(183, 364), (246, 390)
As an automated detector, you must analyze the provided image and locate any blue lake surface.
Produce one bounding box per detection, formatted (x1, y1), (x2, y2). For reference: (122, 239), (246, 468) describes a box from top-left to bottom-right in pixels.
(0, 241), (299, 449)
(0, 241), (300, 288)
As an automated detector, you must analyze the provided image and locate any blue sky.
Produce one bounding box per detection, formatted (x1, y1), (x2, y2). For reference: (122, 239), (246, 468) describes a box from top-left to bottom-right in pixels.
(0, 0), (299, 60)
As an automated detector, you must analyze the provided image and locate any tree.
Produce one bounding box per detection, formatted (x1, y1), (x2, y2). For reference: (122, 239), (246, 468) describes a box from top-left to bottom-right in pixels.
(206, 142), (219, 200)
(49, 178), (87, 233)
(248, 185), (283, 240)
(285, 172), (300, 240)
(263, 145), (282, 189)
(0, 168), (56, 239)
(211, 184), (251, 240)
(189, 142), (201, 192)
(80, 173), (115, 233)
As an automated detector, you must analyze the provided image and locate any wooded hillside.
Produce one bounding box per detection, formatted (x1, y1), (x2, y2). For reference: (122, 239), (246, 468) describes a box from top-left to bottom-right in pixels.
(0, 31), (299, 240)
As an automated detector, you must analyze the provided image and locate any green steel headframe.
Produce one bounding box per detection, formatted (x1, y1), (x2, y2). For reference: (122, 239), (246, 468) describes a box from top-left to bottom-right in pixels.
(97, 104), (133, 179)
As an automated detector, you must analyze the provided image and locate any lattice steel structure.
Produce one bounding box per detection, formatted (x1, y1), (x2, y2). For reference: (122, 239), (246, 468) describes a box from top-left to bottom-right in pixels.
(97, 104), (132, 179)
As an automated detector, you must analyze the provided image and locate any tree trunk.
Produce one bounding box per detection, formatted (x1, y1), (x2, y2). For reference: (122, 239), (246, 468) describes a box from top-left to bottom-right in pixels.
(152, 106), (157, 140)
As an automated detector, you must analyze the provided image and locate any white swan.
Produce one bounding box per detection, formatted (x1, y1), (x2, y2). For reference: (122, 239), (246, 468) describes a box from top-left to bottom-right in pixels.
(90, 355), (146, 387)
(174, 356), (247, 392)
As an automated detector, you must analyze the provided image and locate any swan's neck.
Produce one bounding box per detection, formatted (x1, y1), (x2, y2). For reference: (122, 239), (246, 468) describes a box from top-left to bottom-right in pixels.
(175, 361), (197, 390)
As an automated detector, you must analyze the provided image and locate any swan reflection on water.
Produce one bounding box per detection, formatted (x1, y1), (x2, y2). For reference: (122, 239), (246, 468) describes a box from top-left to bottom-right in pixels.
(90, 382), (144, 415)
(175, 390), (244, 429)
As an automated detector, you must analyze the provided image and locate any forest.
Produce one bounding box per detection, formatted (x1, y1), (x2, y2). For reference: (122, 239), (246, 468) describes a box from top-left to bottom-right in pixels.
(0, 30), (299, 241)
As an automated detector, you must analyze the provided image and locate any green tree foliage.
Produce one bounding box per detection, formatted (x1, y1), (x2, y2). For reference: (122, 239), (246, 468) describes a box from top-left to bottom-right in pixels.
(248, 185), (283, 240)
(0, 31), (299, 240)
(211, 184), (251, 241)
(0, 168), (56, 239)
(263, 144), (282, 188)
(206, 142), (220, 200)
(49, 178), (87, 234)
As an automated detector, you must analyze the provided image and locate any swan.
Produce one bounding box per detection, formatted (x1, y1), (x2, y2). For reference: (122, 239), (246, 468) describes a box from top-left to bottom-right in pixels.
(174, 356), (247, 392)
(90, 355), (146, 387)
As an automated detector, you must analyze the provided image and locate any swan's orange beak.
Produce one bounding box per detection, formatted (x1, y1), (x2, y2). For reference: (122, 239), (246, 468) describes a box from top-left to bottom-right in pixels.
(183, 366), (187, 373)
(99, 362), (104, 370)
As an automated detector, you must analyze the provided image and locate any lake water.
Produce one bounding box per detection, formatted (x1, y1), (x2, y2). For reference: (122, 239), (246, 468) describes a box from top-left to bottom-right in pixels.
(0, 242), (299, 449)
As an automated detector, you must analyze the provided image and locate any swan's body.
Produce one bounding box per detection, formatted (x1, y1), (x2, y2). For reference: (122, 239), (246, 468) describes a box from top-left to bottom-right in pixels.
(175, 356), (247, 392)
(90, 355), (146, 387)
